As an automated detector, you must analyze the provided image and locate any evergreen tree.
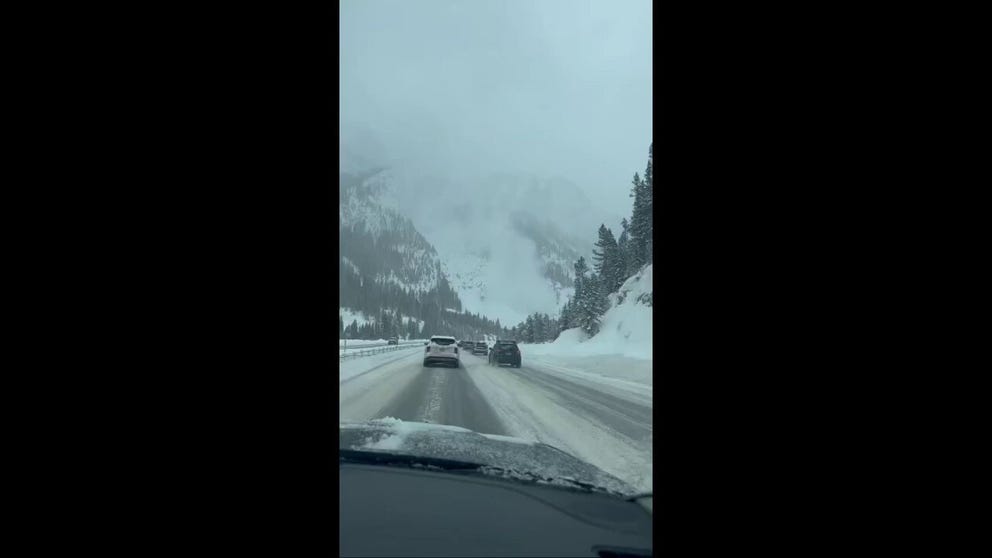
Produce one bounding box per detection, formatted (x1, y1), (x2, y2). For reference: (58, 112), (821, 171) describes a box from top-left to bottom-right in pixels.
(592, 224), (608, 275)
(593, 224), (624, 294)
(618, 218), (632, 278)
(644, 143), (653, 262)
(573, 257), (588, 302)
(542, 313), (554, 342)
(576, 274), (609, 336)
(628, 172), (649, 271)
(559, 299), (573, 333)
(562, 257), (590, 333)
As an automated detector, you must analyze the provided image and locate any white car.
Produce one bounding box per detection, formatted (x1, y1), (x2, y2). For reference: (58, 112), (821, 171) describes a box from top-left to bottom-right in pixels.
(423, 336), (460, 368)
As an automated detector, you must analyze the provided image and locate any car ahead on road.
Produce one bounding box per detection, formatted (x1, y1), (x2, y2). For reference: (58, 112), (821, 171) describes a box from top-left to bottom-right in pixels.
(462, 340), (475, 351)
(387, 336), (399, 345)
(340, 419), (652, 557)
(489, 340), (521, 367)
(472, 341), (488, 355)
(423, 335), (460, 368)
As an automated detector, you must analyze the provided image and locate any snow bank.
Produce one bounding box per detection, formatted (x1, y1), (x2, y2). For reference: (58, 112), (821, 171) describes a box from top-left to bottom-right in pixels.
(529, 264), (653, 361)
(339, 346), (424, 383)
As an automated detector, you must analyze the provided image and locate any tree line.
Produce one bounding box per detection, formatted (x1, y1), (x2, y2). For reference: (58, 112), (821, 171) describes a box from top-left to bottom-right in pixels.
(511, 142), (654, 339)
(340, 306), (509, 341)
(505, 312), (559, 344)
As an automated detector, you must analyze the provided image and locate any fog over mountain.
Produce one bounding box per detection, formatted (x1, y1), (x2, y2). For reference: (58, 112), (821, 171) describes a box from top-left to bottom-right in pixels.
(340, 0), (652, 221)
(340, 0), (651, 327)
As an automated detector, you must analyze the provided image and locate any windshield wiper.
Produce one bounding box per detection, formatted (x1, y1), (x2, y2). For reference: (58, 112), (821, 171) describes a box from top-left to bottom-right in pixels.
(458, 465), (626, 497)
(340, 449), (626, 498)
(340, 449), (484, 470)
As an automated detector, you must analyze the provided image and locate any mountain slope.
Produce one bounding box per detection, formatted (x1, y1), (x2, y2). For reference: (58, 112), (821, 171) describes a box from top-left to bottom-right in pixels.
(340, 169), (507, 340)
(527, 264), (653, 360)
(340, 168), (448, 294)
(339, 161), (617, 330)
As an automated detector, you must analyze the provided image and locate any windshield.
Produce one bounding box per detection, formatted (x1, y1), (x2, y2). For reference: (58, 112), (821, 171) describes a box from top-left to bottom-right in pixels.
(340, 0), (653, 549)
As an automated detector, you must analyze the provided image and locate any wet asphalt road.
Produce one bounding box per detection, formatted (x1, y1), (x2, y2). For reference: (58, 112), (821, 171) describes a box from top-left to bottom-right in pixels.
(376, 354), (510, 436)
(341, 350), (652, 445)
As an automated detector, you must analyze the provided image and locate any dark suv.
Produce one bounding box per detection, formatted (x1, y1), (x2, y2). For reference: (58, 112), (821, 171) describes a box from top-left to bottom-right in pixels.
(488, 340), (521, 367)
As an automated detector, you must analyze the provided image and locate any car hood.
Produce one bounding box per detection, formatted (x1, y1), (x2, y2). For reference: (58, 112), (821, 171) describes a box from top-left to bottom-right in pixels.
(340, 418), (636, 496)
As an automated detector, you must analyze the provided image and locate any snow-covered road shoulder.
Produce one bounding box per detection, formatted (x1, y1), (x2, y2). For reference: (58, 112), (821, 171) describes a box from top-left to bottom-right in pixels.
(340, 345), (424, 384)
(523, 354), (652, 399)
(466, 360), (653, 493)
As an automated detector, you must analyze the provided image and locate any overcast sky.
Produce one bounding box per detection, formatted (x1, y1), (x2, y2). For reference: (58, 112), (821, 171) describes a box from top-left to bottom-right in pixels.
(340, 0), (652, 219)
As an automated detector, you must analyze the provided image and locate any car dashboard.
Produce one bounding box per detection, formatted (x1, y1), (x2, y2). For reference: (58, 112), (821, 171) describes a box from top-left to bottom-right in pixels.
(340, 462), (653, 557)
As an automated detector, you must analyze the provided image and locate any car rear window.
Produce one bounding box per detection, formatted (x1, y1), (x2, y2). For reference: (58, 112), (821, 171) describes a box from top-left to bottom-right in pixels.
(431, 338), (455, 346)
(497, 341), (517, 346)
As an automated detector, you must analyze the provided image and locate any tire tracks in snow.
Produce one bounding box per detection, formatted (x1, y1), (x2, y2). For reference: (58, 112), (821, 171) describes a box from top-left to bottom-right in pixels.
(371, 357), (508, 436)
(505, 365), (652, 444)
(465, 359), (653, 492)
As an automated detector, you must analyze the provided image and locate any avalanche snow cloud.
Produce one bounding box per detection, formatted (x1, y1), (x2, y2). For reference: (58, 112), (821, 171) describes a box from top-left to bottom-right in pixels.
(340, 167), (584, 326)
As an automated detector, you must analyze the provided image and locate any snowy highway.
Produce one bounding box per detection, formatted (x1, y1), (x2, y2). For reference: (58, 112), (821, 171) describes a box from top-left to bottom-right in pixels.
(340, 348), (653, 492)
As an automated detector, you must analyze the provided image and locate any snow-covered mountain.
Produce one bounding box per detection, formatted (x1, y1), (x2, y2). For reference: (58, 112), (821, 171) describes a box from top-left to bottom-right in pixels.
(340, 168), (448, 294)
(340, 167), (467, 342)
(341, 163), (614, 326)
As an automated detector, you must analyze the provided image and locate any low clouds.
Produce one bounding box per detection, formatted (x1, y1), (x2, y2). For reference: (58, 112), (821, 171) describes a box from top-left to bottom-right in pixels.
(340, 0), (652, 220)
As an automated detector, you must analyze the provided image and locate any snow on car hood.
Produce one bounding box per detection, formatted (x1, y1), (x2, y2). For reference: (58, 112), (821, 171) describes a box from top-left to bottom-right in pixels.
(340, 417), (636, 496)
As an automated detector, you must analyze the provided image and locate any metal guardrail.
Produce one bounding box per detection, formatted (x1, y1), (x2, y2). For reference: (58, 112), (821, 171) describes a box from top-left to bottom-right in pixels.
(339, 342), (423, 360)
(340, 340), (423, 350)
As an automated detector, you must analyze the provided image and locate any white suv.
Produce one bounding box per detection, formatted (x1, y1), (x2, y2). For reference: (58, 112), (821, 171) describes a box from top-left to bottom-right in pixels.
(423, 336), (460, 368)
